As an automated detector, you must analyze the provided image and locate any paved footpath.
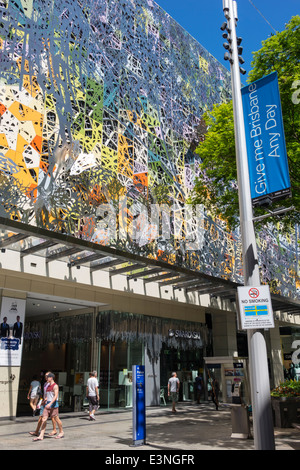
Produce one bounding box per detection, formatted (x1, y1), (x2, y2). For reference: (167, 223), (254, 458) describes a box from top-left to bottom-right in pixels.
(0, 403), (299, 454)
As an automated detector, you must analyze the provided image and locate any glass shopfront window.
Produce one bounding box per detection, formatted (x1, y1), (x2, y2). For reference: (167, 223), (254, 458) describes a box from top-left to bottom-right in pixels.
(19, 313), (93, 415)
(98, 339), (144, 409)
(160, 343), (204, 403)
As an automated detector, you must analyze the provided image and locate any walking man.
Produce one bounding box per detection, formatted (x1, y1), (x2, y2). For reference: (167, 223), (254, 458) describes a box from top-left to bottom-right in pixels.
(33, 372), (64, 441)
(29, 371), (57, 437)
(86, 370), (99, 421)
(168, 372), (180, 413)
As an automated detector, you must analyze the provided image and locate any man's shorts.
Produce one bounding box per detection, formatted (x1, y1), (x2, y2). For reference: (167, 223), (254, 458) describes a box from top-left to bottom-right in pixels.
(88, 395), (98, 411)
(170, 392), (178, 402)
(42, 406), (59, 418)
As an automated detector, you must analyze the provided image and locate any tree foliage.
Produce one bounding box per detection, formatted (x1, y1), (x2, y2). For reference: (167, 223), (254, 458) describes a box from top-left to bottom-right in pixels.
(190, 16), (300, 230)
(190, 102), (238, 228)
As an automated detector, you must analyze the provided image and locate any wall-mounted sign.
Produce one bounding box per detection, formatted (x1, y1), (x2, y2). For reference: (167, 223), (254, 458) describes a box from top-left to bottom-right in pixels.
(237, 285), (274, 330)
(0, 297), (26, 366)
(168, 329), (201, 340)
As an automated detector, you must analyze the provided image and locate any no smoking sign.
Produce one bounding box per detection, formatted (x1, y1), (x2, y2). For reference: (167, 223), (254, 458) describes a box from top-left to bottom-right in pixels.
(237, 285), (274, 330)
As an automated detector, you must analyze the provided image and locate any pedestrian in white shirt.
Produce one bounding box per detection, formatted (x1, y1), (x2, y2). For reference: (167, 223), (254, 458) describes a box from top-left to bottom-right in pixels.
(27, 375), (41, 416)
(86, 371), (99, 421)
(168, 372), (180, 413)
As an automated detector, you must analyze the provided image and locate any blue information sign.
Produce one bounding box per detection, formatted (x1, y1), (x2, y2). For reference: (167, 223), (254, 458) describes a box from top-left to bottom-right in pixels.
(241, 72), (291, 205)
(132, 365), (146, 445)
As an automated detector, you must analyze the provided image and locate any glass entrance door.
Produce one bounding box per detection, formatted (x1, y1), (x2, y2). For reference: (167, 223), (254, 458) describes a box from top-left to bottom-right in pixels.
(160, 344), (204, 402)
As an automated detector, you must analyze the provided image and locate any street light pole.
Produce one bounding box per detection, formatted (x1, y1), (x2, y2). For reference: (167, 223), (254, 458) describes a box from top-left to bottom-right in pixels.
(221, 0), (275, 450)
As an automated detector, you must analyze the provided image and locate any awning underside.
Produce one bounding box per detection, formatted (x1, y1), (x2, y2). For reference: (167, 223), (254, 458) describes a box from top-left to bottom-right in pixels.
(0, 216), (299, 316)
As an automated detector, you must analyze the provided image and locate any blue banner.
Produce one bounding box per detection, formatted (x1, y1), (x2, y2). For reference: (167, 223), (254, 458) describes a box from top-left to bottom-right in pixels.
(132, 365), (146, 445)
(241, 72), (291, 205)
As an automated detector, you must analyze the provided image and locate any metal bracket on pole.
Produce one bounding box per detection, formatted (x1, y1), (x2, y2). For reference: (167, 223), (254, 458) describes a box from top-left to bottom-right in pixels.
(253, 206), (295, 223)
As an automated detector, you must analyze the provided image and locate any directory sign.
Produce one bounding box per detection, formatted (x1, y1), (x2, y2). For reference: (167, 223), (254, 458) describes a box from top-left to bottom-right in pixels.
(132, 365), (146, 446)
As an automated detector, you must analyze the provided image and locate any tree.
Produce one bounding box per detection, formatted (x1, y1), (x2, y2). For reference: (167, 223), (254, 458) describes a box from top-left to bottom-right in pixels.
(190, 16), (300, 230)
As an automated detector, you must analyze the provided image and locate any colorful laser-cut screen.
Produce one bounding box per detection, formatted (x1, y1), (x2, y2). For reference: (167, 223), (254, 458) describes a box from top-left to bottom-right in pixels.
(0, 0), (299, 298)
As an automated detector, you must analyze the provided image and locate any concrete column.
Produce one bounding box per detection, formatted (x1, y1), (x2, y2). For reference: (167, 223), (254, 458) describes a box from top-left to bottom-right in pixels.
(212, 312), (238, 357)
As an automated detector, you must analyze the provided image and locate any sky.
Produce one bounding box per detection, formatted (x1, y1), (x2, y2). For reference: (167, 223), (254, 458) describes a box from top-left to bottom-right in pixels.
(155, 0), (299, 80)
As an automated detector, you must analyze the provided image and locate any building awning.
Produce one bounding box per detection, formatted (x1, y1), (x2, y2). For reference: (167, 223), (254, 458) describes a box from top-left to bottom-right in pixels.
(0, 216), (299, 316)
